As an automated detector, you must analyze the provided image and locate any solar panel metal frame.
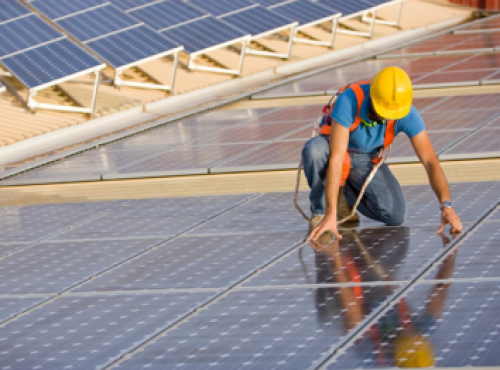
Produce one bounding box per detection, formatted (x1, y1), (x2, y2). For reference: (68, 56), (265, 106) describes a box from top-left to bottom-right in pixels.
(0, 10), (105, 114)
(452, 12), (500, 34)
(164, 15), (250, 76)
(218, 5), (298, 59)
(27, 2), (184, 92)
(336, 0), (405, 38)
(269, 0), (341, 48)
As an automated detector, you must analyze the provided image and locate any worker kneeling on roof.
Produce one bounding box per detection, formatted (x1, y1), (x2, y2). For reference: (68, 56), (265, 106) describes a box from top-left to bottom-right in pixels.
(305, 66), (463, 241)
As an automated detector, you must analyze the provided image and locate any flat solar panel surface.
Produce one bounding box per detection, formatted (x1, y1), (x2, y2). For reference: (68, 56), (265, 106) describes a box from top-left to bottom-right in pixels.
(0, 0), (31, 23)
(313, 0), (375, 15)
(128, 0), (206, 31)
(220, 5), (294, 36)
(456, 13), (500, 31)
(271, 0), (340, 24)
(28, 0), (108, 20)
(258, 0), (291, 7)
(86, 25), (179, 68)
(0, 15), (62, 56)
(443, 127), (500, 156)
(55, 6), (140, 42)
(109, 0), (153, 11)
(188, 0), (255, 16)
(1, 39), (103, 89)
(0, 182), (499, 369)
(163, 16), (247, 53)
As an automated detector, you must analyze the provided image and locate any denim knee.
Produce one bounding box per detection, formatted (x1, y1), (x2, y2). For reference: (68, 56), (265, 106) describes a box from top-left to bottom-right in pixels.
(383, 205), (406, 226)
(302, 136), (329, 164)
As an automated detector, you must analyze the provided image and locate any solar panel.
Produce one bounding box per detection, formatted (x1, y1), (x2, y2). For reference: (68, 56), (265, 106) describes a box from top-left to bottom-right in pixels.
(328, 281), (500, 368)
(0, 297), (46, 323)
(313, 0), (374, 15)
(443, 128), (500, 157)
(258, 0), (291, 7)
(271, 0), (340, 25)
(55, 5), (141, 42)
(28, 0), (107, 20)
(0, 293), (214, 370)
(162, 16), (247, 54)
(127, 0), (206, 31)
(0, 0), (31, 23)
(220, 5), (295, 36)
(109, 0), (154, 11)
(0, 15), (62, 56)
(188, 0), (255, 16)
(86, 25), (179, 69)
(0, 239), (168, 295)
(455, 13), (500, 32)
(74, 232), (305, 292)
(1, 39), (103, 90)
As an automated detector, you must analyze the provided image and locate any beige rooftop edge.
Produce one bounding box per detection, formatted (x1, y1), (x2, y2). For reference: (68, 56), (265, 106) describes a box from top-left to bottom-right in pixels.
(0, 0), (474, 171)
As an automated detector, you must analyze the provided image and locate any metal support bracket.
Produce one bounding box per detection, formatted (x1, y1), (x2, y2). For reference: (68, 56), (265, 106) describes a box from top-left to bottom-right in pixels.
(293, 15), (340, 48)
(245, 23), (298, 59)
(361, 0), (405, 28)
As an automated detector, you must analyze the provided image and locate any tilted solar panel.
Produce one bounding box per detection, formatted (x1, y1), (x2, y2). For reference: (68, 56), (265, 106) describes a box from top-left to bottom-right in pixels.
(28, 0), (107, 20)
(1, 39), (103, 90)
(55, 5), (141, 43)
(128, 0), (206, 31)
(258, 0), (290, 7)
(86, 25), (179, 69)
(109, 0), (154, 11)
(271, 0), (340, 25)
(220, 5), (294, 36)
(162, 16), (247, 54)
(188, 0), (255, 16)
(312, 0), (374, 15)
(0, 15), (62, 57)
(0, 0), (31, 23)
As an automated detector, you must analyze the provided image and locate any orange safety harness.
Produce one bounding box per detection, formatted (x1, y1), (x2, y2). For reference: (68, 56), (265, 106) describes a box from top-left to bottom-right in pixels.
(319, 81), (396, 186)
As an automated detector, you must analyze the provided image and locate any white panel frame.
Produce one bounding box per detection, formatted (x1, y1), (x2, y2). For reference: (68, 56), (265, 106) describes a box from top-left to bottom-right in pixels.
(245, 22), (298, 59)
(188, 36), (250, 76)
(293, 14), (341, 48)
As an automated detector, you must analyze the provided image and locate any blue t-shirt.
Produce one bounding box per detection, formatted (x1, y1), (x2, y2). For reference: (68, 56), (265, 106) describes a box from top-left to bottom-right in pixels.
(330, 84), (425, 153)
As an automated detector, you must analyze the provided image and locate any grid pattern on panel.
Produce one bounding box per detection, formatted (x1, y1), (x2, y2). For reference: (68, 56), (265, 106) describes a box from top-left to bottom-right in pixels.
(109, 0), (153, 11)
(461, 14), (500, 30)
(389, 131), (470, 159)
(0, 297), (46, 323)
(313, 0), (375, 15)
(445, 53), (500, 71)
(0, 0), (31, 23)
(0, 201), (123, 243)
(1, 39), (103, 89)
(445, 127), (500, 154)
(188, 0), (255, 16)
(50, 195), (250, 240)
(162, 16), (247, 53)
(128, 0), (206, 31)
(424, 220), (500, 280)
(0, 239), (165, 295)
(220, 5), (294, 36)
(28, 0), (107, 20)
(382, 33), (479, 55)
(413, 70), (496, 86)
(110, 143), (260, 175)
(75, 232), (305, 292)
(328, 282), (500, 368)
(0, 293), (213, 370)
(271, 0), (340, 24)
(113, 287), (400, 370)
(244, 226), (452, 287)
(426, 93), (500, 111)
(443, 32), (500, 52)
(55, 6), (141, 42)
(258, 0), (291, 7)
(486, 116), (500, 128)
(86, 25), (178, 68)
(0, 15), (62, 57)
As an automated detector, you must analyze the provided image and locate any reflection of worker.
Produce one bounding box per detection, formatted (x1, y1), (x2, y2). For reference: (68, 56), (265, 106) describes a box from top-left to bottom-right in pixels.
(310, 232), (457, 367)
(303, 67), (462, 241)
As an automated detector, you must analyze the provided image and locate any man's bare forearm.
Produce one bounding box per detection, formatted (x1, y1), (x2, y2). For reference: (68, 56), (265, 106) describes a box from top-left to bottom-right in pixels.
(425, 159), (451, 203)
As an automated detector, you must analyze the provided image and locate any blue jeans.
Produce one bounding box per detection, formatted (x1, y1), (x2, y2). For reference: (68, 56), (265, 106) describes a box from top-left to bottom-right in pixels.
(301, 135), (406, 226)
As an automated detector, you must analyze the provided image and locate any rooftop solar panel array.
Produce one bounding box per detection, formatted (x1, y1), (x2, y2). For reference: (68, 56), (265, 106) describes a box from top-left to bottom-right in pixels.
(0, 0), (31, 22)
(188, 0), (255, 16)
(271, 0), (339, 25)
(0, 180), (498, 369)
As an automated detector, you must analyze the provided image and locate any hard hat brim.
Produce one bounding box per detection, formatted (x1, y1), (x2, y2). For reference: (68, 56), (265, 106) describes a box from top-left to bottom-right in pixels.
(372, 100), (411, 120)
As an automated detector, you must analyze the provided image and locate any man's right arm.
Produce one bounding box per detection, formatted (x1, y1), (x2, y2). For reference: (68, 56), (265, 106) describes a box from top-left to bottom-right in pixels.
(308, 120), (349, 241)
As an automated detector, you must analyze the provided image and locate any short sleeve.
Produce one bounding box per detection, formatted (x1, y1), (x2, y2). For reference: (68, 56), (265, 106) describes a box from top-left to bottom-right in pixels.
(331, 90), (357, 129)
(397, 106), (425, 138)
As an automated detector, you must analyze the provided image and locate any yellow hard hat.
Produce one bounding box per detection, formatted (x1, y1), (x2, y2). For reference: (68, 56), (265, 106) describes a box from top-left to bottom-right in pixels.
(394, 333), (435, 368)
(370, 66), (413, 120)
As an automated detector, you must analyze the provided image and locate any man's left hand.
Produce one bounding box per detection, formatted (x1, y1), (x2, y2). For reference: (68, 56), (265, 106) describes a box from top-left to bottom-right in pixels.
(437, 207), (462, 234)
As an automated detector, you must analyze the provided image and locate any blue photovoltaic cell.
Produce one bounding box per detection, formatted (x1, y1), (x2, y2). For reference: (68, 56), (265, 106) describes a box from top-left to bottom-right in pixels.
(189, 0), (255, 16)
(163, 16), (247, 53)
(271, 0), (340, 24)
(86, 25), (179, 68)
(110, 0), (153, 11)
(56, 5), (140, 42)
(28, 0), (107, 20)
(1, 39), (103, 89)
(312, 0), (373, 15)
(0, 0), (31, 23)
(220, 6), (294, 36)
(258, 0), (290, 7)
(128, 0), (206, 31)
(0, 15), (62, 57)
